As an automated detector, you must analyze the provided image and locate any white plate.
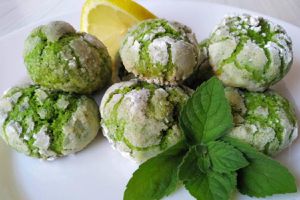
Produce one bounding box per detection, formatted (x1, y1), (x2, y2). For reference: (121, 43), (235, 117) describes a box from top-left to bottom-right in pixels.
(0, 1), (300, 200)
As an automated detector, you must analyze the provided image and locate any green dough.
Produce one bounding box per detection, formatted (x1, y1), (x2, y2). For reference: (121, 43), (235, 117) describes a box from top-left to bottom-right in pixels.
(0, 85), (100, 160)
(225, 87), (298, 155)
(100, 79), (192, 162)
(119, 19), (200, 85)
(208, 14), (293, 91)
(24, 21), (112, 94)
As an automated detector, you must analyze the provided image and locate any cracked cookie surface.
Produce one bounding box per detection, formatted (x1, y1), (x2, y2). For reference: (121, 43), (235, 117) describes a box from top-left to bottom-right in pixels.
(119, 19), (200, 85)
(100, 79), (192, 162)
(225, 87), (298, 155)
(208, 14), (293, 91)
(0, 85), (100, 160)
(24, 21), (112, 94)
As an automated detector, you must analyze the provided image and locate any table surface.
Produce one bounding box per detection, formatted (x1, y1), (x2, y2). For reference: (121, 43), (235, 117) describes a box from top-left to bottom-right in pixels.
(0, 0), (299, 38)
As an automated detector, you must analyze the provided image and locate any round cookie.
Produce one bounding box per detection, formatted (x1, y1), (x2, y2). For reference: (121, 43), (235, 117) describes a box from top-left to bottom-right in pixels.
(208, 14), (293, 91)
(225, 87), (298, 155)
(100, 79), (192, 162)
(119, 18), (200, 85)
(0, 85), (100, 160)
(24, 21), (112, 94)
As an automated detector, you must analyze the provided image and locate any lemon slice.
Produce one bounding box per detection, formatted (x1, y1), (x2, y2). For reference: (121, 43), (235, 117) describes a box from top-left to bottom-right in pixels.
(81, 0), (156, 63)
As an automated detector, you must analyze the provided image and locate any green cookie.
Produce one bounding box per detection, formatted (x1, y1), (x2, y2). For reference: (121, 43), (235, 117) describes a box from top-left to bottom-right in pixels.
(0, 85), (100, 160)
(119, 19), (200, 85)
(24, 21), (112, 94)
(100, 79), (192, 162)
(208, 14), (293, 91)
(225, 87), (298, 155)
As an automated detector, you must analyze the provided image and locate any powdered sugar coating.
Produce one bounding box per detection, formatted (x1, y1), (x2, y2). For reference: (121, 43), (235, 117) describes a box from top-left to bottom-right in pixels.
(120, 19), (200, 85)
(24, 21), (112, 94)
(100, 80), (192, 162)
(0, 85), (100, 160)
(225, 87), (298, 155)
(209, 14), (293, 91)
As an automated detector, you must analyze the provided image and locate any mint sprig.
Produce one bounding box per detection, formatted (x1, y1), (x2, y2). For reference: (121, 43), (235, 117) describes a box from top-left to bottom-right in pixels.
(123, 77), (297, 200)
(179, 77), (233, 144)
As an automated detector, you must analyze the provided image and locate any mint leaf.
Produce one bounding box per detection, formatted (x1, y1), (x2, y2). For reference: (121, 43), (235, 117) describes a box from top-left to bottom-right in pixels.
(185, 173), (211, 200)
(178, 145), (210, 181)
(222, 136), (263, 159)
(207, 141), (249, 173)
(124, 141), (188, 200)
(238, 159), (297, 197)
(178, 146), (201, 181)
(209, 171), (237, 200)
(197, 149), (211, 173)
(185, 171), (236, 200)
(179, 77), (233, 145)
(223, 136), (297, 197)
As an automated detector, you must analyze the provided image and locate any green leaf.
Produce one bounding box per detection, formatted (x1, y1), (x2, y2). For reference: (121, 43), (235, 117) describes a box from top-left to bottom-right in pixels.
(222, 136), (263, 159)
(184, 171), (236, 200)
(207, 141), (249, 173)
(209, 171), (237, 200)
(179, 77), (233, 145)
(223, 136), (297, 197)
(197, 150), (211, 173)
(124, 141), (188, 200)
(184, 173), (211, 200)
(178, 145), (210, 181)
(178, 146), (201, 181)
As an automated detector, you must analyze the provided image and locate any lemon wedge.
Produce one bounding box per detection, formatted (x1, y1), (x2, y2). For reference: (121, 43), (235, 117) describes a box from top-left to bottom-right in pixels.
(81, 0), (156, 65)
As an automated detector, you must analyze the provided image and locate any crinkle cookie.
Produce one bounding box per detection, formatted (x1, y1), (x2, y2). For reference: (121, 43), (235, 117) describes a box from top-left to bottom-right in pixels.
(0, 85), (100, 160)
(119, 19), (200, 85)
(100, 79), (192, 162)
(208, 14), (293, 91)
(225, 87), (298, 155)
(23, 21), (112, 94)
